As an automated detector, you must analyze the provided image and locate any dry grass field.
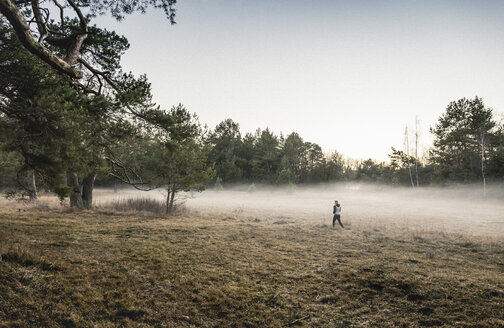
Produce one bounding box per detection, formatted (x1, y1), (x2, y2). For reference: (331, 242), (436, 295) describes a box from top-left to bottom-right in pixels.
(1, 185), (503, 327)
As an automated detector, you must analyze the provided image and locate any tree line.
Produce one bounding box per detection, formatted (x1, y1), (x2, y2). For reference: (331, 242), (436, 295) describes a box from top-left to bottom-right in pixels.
(201, 97), (504, 189)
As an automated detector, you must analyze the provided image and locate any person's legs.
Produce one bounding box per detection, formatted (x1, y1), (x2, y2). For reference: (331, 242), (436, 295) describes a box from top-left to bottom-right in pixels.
(336, 215), (344, 228)
(332, 215), (337, 227)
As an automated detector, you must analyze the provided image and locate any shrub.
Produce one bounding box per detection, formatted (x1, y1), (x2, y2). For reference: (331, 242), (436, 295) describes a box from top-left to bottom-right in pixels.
(103, 198), (166, 215)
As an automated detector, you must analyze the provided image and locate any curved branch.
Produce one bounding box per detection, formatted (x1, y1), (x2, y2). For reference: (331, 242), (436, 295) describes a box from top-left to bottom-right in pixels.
(0, 0), (83, 78)
(66, 0), (86, 31)
(77, 57), (113, 87)
(52, 0), (64, 28)
(30, 0), (48, 41)
(65, 33), (87, 64)
(106, 155), (159, 191)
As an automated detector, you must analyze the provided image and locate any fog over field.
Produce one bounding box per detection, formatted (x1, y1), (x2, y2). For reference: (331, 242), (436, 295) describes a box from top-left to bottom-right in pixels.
(93, 184), (504, 239)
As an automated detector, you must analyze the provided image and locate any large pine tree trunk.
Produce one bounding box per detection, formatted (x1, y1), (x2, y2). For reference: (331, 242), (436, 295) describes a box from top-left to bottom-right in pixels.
(82, 172), (97, 209)
(26, 169), (38, 201)
(68, 173), (83, 208)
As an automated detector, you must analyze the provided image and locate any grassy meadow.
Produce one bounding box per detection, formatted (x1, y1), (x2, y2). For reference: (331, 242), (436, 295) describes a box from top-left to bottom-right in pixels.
(1, 193), (503, 327)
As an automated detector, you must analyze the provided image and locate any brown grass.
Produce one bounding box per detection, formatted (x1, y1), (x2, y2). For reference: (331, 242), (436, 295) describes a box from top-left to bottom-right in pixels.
(0, 209), (503, 327)
(0, 194), (63, 212)
(99, 197), (168, 215)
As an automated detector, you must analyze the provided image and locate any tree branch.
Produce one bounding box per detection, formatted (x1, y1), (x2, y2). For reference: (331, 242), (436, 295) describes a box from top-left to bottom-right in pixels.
(77, 57), (113, 85)
(0, 0), (83, 78)
(106, 155), (159, 191)
(66, 0), (86, 31)
(52, 0), (64, 28)
(30, 0), (49, 41)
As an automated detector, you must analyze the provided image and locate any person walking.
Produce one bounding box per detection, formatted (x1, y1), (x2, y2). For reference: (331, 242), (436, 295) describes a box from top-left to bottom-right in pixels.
(332, 200), (344, 228)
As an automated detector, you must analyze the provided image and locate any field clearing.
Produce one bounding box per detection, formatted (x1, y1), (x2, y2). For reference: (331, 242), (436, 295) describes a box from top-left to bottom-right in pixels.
(1, 185), (504, 327)
(92, 184), (504, 238)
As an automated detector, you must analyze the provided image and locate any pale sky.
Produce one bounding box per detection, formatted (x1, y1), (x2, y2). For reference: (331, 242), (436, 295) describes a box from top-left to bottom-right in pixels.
(97, 0), (504, 161)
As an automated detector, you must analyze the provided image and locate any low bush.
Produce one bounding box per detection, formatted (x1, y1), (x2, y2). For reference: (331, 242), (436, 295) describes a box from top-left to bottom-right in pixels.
(103, 198), (166, 215)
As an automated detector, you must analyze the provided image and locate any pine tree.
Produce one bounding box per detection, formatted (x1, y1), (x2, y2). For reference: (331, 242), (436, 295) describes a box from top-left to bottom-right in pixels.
(430, 97), (496, 187)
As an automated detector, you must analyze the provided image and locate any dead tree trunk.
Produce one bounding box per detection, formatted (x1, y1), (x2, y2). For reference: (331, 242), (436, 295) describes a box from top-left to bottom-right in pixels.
(26, 169), (38, 201)
(68, 173), (83, 208)
(82, 172), (97, 209)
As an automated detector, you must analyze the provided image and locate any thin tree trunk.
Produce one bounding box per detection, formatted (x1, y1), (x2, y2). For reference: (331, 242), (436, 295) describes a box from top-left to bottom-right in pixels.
(169, 187), (176, 212)
(481, 134), (486, 198)
(405, 126), (414, 188)
(26, 169), (38, 201)
(82, 172), (97, 209)
(414, 116), (420, 187)
(414, 158), (419, 187)
(166, 186), (171, 214)
(68, 173), (83, 208)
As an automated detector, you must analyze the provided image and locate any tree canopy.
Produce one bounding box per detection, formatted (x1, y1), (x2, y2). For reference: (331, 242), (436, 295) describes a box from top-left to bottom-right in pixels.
(0, 0), (176, 81)
(0, 17), (211, 208)
(430, 97), (497, 183)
